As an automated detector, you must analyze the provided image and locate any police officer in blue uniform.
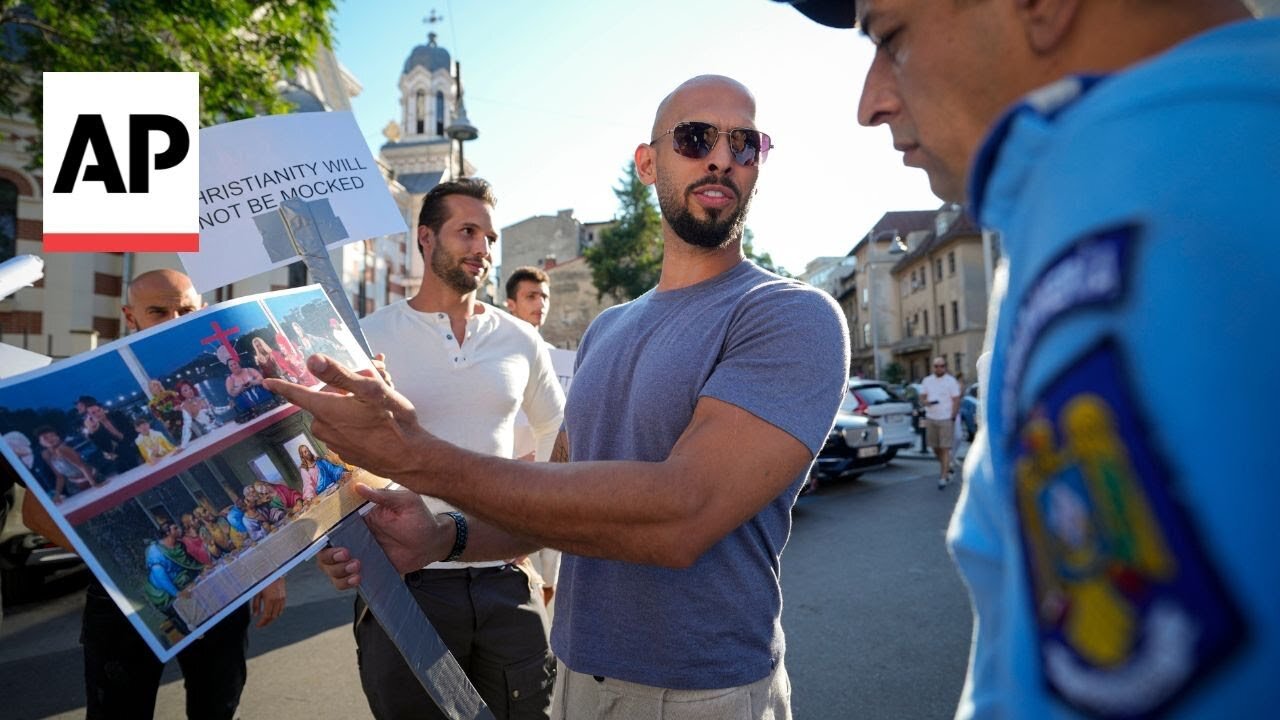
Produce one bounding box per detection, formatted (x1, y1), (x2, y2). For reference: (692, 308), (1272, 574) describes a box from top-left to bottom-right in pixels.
(779, 0), (1278, 717)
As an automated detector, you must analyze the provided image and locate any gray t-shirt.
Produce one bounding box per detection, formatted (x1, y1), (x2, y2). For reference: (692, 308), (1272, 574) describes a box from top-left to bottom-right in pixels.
(552, 259), (850, 689)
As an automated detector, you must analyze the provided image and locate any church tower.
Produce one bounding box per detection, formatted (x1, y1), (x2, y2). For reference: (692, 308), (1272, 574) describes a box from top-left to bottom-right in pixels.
(379, 30), (475, 196)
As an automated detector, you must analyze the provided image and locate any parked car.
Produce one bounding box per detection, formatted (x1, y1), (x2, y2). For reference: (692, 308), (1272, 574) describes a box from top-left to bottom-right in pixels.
(846, 379), (917, 459)
(959, 383), (980, 441)
(805, 412), (890, 492)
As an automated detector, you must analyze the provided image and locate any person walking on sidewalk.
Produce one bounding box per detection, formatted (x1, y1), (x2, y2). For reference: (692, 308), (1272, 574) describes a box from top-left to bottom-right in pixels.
(919, 356), (960, 488)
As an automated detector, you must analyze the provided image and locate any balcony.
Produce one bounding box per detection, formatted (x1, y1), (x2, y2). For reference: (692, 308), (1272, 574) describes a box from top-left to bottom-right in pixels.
(892, 336), (934, 354)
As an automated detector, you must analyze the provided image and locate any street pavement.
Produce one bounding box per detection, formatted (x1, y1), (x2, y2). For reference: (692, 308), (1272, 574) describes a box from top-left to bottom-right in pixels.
(785, 450), (973, 718)
(0, 452), (971, 719)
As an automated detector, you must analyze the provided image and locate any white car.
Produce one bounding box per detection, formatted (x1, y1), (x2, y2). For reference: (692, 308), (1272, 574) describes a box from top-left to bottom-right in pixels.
(845, 379), (917, 458)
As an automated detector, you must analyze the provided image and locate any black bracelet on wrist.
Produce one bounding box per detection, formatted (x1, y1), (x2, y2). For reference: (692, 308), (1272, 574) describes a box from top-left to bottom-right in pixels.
(443, 511), (468, 562)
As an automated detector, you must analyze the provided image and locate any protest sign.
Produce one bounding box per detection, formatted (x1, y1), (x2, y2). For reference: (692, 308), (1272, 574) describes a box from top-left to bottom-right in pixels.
(0, 286), (390, 662)
(513, 347), (575, 460)
(175, 110), (491, 719)
(179, 111), (408, 292)
(0, 343), (51, 379)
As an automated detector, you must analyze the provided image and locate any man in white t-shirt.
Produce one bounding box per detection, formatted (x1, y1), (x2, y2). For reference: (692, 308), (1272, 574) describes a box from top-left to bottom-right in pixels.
(356, 178), (565, 719)
(919, 356), (961, 489)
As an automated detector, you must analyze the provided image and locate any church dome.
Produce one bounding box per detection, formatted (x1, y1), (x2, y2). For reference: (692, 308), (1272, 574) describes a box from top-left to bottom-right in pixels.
(403, 33), (451, 75)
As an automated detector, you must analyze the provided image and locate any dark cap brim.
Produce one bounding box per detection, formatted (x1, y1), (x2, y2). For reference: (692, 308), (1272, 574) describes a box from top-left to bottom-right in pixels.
(778, 0), (858, 29)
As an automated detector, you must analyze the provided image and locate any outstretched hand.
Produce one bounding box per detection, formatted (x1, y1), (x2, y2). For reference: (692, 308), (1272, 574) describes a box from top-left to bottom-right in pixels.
(315, 483), (450, 589)
(264, 354), (423, 479)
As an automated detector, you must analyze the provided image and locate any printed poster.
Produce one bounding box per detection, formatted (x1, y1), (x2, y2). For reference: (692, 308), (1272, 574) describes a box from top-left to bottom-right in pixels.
(0, 286), (391, 661)
(180, 111), (409, 292)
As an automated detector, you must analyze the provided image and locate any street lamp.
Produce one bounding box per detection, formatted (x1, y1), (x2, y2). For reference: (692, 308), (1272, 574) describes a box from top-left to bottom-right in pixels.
(866, 229), (907, 379)
(445, 61), (478, 177)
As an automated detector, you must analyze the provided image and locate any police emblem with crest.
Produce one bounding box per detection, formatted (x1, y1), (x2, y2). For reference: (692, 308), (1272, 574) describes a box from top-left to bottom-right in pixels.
(1013, 340), (1242, 718)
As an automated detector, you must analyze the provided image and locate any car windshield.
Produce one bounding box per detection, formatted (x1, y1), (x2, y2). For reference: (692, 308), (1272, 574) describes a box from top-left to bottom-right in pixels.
(839, 394), (860, 413)
(852, 386), (902, 406)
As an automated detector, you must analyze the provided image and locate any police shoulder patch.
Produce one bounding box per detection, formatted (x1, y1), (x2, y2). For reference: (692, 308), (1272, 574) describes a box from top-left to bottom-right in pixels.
(1013, 340), (1243, 718)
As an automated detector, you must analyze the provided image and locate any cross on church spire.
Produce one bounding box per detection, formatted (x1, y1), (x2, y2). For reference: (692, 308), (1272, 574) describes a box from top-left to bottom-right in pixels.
(424, 8), (444, 44)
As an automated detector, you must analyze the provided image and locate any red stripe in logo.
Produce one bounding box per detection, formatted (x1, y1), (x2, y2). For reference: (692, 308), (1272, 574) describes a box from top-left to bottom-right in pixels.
(43, 233), (200, 252)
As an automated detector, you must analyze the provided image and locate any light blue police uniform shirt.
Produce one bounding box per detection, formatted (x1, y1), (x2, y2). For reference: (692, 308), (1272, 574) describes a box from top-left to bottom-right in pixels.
(951, 17), (1280, 720)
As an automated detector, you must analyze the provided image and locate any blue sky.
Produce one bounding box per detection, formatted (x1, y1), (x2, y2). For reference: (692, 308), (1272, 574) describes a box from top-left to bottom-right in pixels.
(0, 351), (139, 413)
(260, 286), (329, 325)
(331, 0), (942, 275)
(129, 302), (274, 379)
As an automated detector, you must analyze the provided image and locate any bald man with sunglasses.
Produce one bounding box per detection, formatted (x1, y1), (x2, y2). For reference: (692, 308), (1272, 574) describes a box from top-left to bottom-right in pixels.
(272, 75), (849, 720)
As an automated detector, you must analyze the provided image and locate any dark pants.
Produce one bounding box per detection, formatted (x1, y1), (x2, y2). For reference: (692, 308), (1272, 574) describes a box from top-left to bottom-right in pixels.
(354, 564), (555, 720)
(82, 578), (250, 720)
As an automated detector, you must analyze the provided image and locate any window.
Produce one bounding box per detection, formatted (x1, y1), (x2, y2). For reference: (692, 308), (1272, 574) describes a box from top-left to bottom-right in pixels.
(415, 90), (426, 134)
(939, 304), (946, 334)
(861, 286), (869, 308)
(862, 322), (871, 348)
(948, 251), (956, 275)
(935, 258), (943, 281)
(0, 179), (16, 263)
(955, 353), (964, 378)
(435, 91), (446, 136)
(851, 385), (898, 406)
(287, 261), (308, 288)
(952, 301), (960, 332)
(923, 310), (929, 336)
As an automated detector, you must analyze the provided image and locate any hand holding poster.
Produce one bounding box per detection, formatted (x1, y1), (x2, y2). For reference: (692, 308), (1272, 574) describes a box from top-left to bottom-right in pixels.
(179, 111), (408, 292)
(0, 286), (390, 661)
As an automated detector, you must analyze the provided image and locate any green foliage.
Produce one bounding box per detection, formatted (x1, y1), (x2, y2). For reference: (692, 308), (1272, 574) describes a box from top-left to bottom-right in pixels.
(0, 0), (336, 162)
(585, 160), (663, 302)
(742, 227), (791, 277)
(882, 361), (905, 386)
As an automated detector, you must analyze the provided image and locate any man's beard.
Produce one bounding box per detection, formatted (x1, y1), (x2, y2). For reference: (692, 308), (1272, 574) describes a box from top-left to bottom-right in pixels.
(431, 244), (488, 293)
(657, 175), (752, 249)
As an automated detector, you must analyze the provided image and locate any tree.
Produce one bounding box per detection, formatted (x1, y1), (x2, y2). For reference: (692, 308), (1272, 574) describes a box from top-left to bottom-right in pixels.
(585, 160), (663, 302)
(883, 361), (906, 386)
(742, 227), (791, 277)
(0, 0), (335, 162)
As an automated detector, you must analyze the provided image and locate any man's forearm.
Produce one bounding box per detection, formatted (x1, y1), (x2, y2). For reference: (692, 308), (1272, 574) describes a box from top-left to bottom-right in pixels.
(395, 432), (755, 568)
(22, 490), (76, 553)
(449, 512), (543, 563)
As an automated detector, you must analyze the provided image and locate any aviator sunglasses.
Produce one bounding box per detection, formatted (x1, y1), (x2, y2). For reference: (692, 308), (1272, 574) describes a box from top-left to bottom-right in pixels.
(651, 121), (773, 167)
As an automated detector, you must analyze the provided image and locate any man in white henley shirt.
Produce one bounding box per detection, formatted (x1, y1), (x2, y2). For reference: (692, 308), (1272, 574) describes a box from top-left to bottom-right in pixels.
(354, 177), (564, 720)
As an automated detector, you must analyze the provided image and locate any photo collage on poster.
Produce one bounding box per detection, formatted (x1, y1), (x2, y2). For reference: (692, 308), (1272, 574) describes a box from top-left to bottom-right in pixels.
(0, 286), (389, 661)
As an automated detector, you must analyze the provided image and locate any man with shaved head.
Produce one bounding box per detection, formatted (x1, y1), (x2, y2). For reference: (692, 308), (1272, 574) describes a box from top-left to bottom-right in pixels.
(276, 75), (850, 718)
(23, 268), (288, 719)
(121, 268), (204, 331)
